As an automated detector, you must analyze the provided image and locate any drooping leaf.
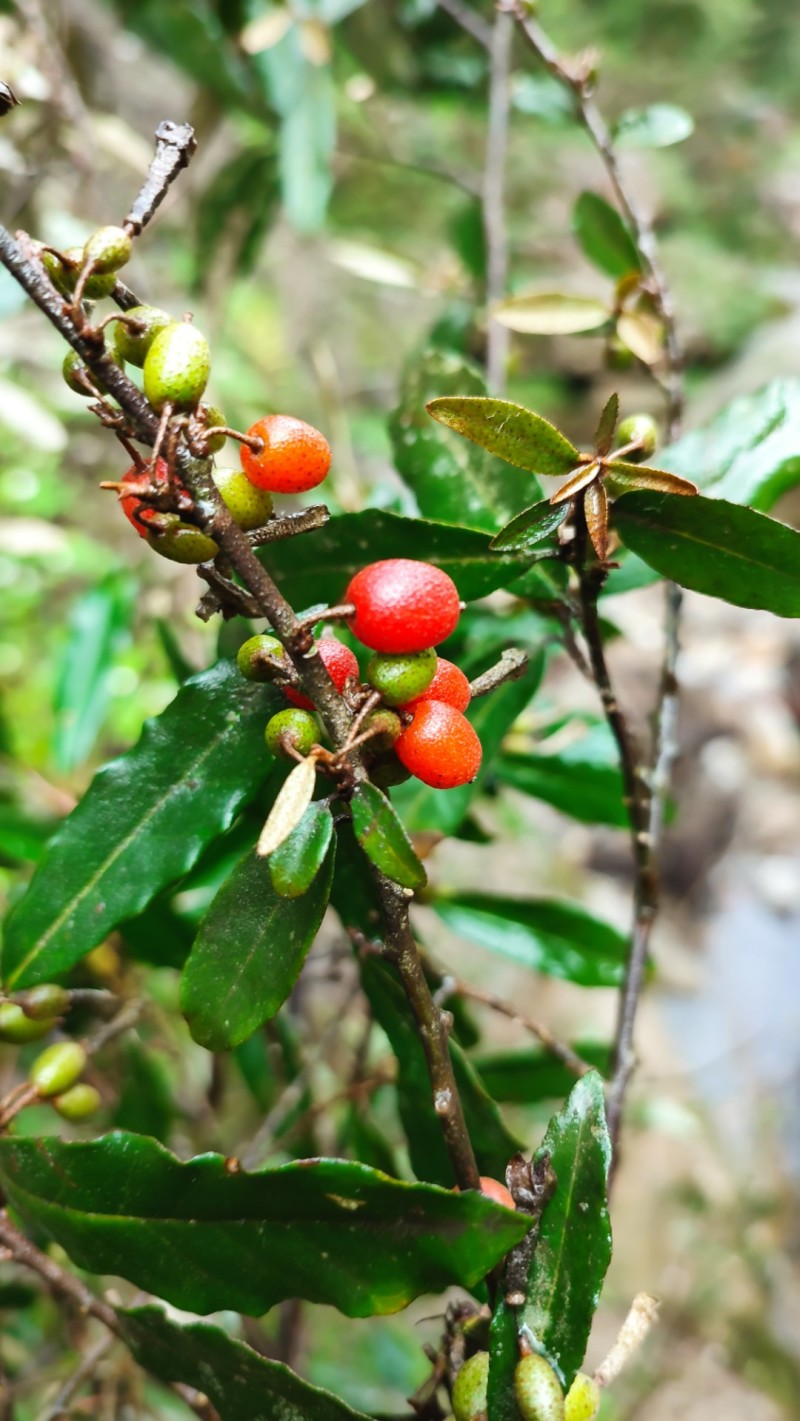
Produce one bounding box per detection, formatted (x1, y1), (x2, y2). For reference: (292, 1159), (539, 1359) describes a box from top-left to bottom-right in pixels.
(494, 718), (627, 828)
(389, 350), (541, 532)
(52, 572), (136, 772)
(615, 491), (800, 617)
(613, 102), (694, 149)
(572, 192), (641, 279)
(426, 398), (580, 478)
(492, 292), (610, 336)
(120, 1306), (374, 1421)
(594, 393), (619, 457)
(617, 311), (663, 364)
(269, 799), (334, 897)
(180, 842), (334, 1051)
(474, 1043), (612, 1104)
(490, 499), (569, 553)
(432, 895), (627, 987)
(0, 1133), (530, 1316)
(2, 665), (282, 990)
(351, 782), (426, 891)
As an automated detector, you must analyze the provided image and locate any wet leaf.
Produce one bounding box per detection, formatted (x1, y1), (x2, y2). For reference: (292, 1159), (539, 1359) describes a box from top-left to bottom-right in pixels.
(492, 292), (610, 335)
(351, 782), (427, 891)
(490, 500), (569, 553)
(426, 398), (580, 478)
(268, 799), (334, 897)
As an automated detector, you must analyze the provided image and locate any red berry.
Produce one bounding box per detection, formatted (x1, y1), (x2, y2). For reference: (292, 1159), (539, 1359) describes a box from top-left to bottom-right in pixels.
(395, 700), (482, 789)
(120, 458), (169, 539)
(477, 1176), (516, 1210)
(346, 560), (461, 654)
(285, 637), (360, 709)
(401, 657), (471, 712)
(241, 415), (331, 494)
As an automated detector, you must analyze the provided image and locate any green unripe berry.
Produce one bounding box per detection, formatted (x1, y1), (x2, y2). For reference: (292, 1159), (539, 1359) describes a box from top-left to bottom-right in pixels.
(366, 647), (437, 707)
(143, 321), (211, 411)
(265, 708), (318, 759)
(363, 708), (403, 753)
(616, 413), (658, 462)
(114, 305), (172, 367)
(52, 1083), (102, 1122)
(0, 1002), (55, 1044)
(198, 402), (227, 453)
(452, 1352), (489, 1421)
(148, 522), (219, 564)
(514, 1355), (565, 1421)
(13, 984), (70, 1020)
(213, 467), (273, 531)
(564, 1373), (600, 1421)
(30, 1041), (87, 1098)
(42, 249), (71, 295)
(61, 247), (117, 299)
(237, 633), (286, 682)
(83, 225), (133, 274)
(62, 334), (124, 397)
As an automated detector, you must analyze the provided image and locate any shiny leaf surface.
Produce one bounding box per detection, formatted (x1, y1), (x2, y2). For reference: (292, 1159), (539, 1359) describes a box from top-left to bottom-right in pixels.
(269, 799), (334, 897)
(426, 398), (580, 477)
(661, 378), (800, 511)
(490, 499), (569, 553)
(432, 895), (627, 987)
(351, 782), (427, 890)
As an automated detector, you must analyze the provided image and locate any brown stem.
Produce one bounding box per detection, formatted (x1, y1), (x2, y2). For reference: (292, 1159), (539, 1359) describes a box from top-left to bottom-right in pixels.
(124, 120), (197, 236)
(437, 0), (491, 50)
(440, 977), (594, 1079)
(469, 647), (528, 699)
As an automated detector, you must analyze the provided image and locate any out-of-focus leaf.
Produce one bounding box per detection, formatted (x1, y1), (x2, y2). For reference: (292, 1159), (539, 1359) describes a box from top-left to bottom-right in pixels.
(258, 30), (335, 232)
(110, 0), (263, 114)
(661, 378), (800, 511)
(119, 896), (196, 970)
(617, 311), (663, 364)
(426, 398), (580, 478)
(493, 292), (610, 335)
(449, 197), (486, 282)
(473, 1043), (612, 1104)
(268, 799), (334, 897)
(0, 1133), (529, 1316)
(155, 619), (196, 684)
(330, 820), (383, 938)
(614, 103), (694, 148)
(433, 894), (626, 987)
(572, 192), (641, 279)
(511, 72), (574, 124)
(194, 146), (278, 286)
(615, 492), (800, 617)
(52, 572), (136, 772)
(0, 804), (57, 865)
(490, 499), (569, 553)
(328, 239), (419, 288)
(351, 783), (426, 891)
(2, 665), (282, 990)
(340, 1104), (399, 1178)
(495, 718), (627, 827)
(112, 1040), (174, 1144)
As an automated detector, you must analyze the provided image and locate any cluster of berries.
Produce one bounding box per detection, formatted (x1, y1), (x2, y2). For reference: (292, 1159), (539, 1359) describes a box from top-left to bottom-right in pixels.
(0, 987), (100, 1123)
(453, 1348), (599, 1421)
(239, 559), (482, 791)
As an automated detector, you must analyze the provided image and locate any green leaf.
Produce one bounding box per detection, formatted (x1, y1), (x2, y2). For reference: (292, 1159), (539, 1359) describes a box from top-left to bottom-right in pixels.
(52, 572), (136, 772)
(490, 499), (569, 553)
(2, 664), (282, 990)
(473, 1043), (612, 1104)
(494, 719), (628, 828)
(572, 191), (641, 279)
(268, 799), (334, 898)
(432, 895), (626, 987)
(278, 58), (335, 233)
(389, 350), (541, 533)
(112, 1040), (174, 1144)
(615, 492), (800, 617)
(488, 1299), (523, 1421)
(110, 0), (262, 114)
(492, 292), (610, 335)
(0, 1133), (530, 1316)
(120, 1306), (373, 1421)
(426, 398), (580, 478)
(520, 1073), (612, 1387)
(195, 146), (278, 287)
(351, 782), (426, 891)
(0, 803), (56, 865)
(258, 510), (529, 608)
(613, 102), (694, 149)
(181, 842), (335, 1051)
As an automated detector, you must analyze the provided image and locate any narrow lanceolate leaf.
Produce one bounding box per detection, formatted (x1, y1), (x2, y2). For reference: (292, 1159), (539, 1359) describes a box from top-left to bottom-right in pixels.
(426, 398), (580, 478)
(521, 1072), (612, 1388)
(120, 1306), (373, 1421)
(351, 782), (426, 891)
(490, 499), (569, 553)
(53, 572), (135, 772)
(491, 292), (609, 336)
(180, 843), (334, 1050)
(0, 1134), (530, 1317)
(2, 664), (282, 990)
(432, 894), (626, 988)
(269, 799), (334, 898)
(474, 1043), (612, 1105)
(489, 1300), (526, 1421)
(584, 482), (609, 561)
(605, 459), (698, 496)
(615, 492), (800, 617)
(617, 311), (663, 365)
(550, 462), (598, 505)
(257, 756), (318, 857)
(572, 191), (641, 279)
(594, 393), (619, 457)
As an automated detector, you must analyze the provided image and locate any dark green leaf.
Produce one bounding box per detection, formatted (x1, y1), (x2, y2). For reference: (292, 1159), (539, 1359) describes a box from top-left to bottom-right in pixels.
(119, 895), (196, 970)
(495, 719), (628, 828)
(340, 1104), (399, 1178)
(258, 510), (529, 608)
(488, 1299), (522, 1421)
(572, 192), (641, 279)
(330, 820), (384, 938)
(351, 783), (426, 891)
(2, 665), (282, 990)
(52, 572), (135, 772)
(112, 1040), (174, 1144)
(613, 103), (694, 149)
(268, 799), (334, 898)
(155, 618), (196, 684)
(661, 378), (800, 511)
(390, 351), (541, 533)
(473, 1044), (612, 1105)
(0, 1133), (530, 1316)
(426, 398), (580, 478)
(520, 1073), (612, 1387)
(594, 393), (619, 457)
(181, 842), (334, 1051)
(120, 1306), (373, 1421)
(615, 492), (800, 617)
(432, 895), (626, 987)
(490, 500), (569, 553)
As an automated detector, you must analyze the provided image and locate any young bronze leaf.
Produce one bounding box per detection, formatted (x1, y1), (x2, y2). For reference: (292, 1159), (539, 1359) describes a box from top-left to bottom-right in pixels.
(594, 392), (619, 457)
(550, 463), (599, 505)
(584, 482), (609, 561)
(605, 459), (698, 496)
(426, 397), (580, 478)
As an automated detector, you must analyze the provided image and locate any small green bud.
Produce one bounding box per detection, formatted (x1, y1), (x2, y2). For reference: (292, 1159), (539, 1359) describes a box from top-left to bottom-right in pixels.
(148, 523), (219, 564)
(213, 467), (273, 531)
(198, 402), (227, 453)
(366, 648), (437, 707)
(514, 1356), (565, 1421)
(143, 321), (211, 412)
(52, 1083), (102, 1122)
(564, 1372), (600, 1421)
(452, 1351), (489, 1421)
(30, 1041), (87, 1098)
(0, 1002), (55, 1044)
(616, 413), (658, 462)
(61, 247), (117, 299)
(83, 224), (133, 274)
(114, 305), (172, 367)
(237, 633), (286, 682)
(13, 984), (70, 1020)
(265, 708), (318, 759)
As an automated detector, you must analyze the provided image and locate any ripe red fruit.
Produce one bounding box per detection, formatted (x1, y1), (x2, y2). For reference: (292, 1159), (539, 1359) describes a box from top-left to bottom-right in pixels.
(120, 458), (169, 538)
(395, 700), (481, 789)
(477, 1176), (516, 1210)
(241, 414), (331, 494)
(286, 638), (360, 709)
(401, 657), (471, 712)
(346, 560), (461, 654)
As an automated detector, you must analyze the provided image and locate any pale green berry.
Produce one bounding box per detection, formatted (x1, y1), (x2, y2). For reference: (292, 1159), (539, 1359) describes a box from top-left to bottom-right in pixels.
(62, 334), (123, 397)
(616, 413), (658, 462)
(363, 708), (403, 752)
(199, 403), (227, 453)
(114, 305), (172, 367)
(366, 648), (437, 707)
(143, 321), (211, 412)
(83, 225), (133, 274)
(0, 1002), (55, 1044)
(452, 1351), (489, 1421)
(13, 985), (70, 1020)
(213, 467), (273, 531)
(148, 522), (219, 564)
(61, 247), (117, 299)
(514, 1355), (565, 1421)
(265, 708), (318, 759)
(237, 633), (286, 682)
(52, 1083), (102, 1122)
(564, 1372), (600, 1421)
(30, 1041), (87, 1098)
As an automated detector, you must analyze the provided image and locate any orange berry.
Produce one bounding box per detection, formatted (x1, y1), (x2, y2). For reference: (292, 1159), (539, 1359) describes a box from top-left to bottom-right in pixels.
(241, 414), (331, 494)
(477, 1176), (516, 1210)
(395, 700), (482, 789)
(120, 458), (169, 539)
(285, 638), (360, 709)
(401, 656), (471, 712)
(346, 560), (461, 654)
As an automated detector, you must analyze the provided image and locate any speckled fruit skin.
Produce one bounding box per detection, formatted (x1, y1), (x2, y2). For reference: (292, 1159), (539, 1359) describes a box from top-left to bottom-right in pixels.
(346, 560), (461, 654)
(265, 708), (318, 759)
(61, 246), (117, 299)
(29, 1041), (86, 1098)
(237, 633), (285, 682)
(148, 523), (219, 564)
(616, 412), (658, 461)
(83, 224), (132, 273)
(564, 1373), (600, 1421)
(363, 708), (402, 751)
(212, 467), (273, 531)
(114, 305), (172, 367)
(143, 322), (211, 411)
(513, 1355), (565, 1421)
(199, 402), (227, 452)
(53, 1083), (102, 1122)
(240, 415), (331, 494)
(14, 985), (69, 1020)
(120, 458), (169, 539)
(63, 334), (123, 396)
(0, 1003), (54, 1044)
(401, 657), (471, 712)
(286, 639), (360, 710)
(366, 648), (437, 706)
(396, 700), (481, 789)
(452, 1352), (489, 1421)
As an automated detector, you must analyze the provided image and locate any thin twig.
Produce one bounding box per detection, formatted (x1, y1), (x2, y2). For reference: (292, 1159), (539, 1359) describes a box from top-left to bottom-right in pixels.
(469, 647), (528, 699)
(439, 975), (593, 1078)
(42, 1330), (116, 1420)
(437, 0), (492, 50)
(124, 120), (197, 235)
(483, 9), (513, 392)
